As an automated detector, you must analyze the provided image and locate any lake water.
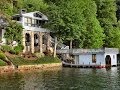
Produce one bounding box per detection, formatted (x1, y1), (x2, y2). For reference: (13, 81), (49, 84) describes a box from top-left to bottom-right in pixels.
(0, 67), (120, 90)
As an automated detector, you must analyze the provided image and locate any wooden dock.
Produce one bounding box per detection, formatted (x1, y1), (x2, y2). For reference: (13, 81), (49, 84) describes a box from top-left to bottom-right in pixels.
(62, 61), (117, 68)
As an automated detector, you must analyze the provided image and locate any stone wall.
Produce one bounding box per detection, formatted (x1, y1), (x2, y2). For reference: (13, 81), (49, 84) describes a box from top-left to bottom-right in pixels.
(0, 63), (62, 73)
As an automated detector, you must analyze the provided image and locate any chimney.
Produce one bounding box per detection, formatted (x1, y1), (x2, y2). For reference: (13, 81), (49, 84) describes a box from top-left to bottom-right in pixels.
(20, 9), (26, 15)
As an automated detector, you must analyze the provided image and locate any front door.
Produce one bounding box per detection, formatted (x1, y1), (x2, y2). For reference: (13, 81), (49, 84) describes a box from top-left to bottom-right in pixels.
(75, 55), (79, 64)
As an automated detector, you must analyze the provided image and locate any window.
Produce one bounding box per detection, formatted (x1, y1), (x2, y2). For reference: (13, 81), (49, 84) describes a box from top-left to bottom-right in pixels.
(32, 19), (35, 26)
(27, 18), (32, 26)
(12, 16), (20, 21)
(24, 17), (28, 26)
(92, 54), (96, 63)
(34, 13), (42, 18)
(24, 17), (32, 26)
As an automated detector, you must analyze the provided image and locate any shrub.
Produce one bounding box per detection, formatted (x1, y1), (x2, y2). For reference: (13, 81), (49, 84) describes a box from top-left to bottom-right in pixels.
(14, 44), (24, 52)
(14, 50), (19, 55)
(1, 45), (12, 52)
(0, 53), (6, 60)
(0, 60), (6, 66)
(9, 49), (16, 54)
(18, 44), (24, 50)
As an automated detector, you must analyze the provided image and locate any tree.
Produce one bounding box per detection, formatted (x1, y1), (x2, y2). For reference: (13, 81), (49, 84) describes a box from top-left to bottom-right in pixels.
(4, 21), (23, 45)
(22, 0), (48, 12)
(0, 0), (13, 16)
(80, 0), (104, 48)
(116, 0), (120, 21)
(45, 0), (104, 48)
(95, 0), (120, 48)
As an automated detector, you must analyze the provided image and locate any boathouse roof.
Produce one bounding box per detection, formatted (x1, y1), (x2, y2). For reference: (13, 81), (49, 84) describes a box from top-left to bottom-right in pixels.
(56, 48), (119, 55)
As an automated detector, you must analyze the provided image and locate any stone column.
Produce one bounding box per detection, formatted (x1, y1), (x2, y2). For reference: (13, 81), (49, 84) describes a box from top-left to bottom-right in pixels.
(39, 32), (43, 53)
(31, 31), (34, 53)
(22, 31), (26, 53)
(47, 33), (51, 50)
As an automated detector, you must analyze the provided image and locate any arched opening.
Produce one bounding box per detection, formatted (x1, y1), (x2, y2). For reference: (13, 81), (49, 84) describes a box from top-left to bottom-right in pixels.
(34, 33), (40, 52)
(25, 33), (31, 52)
(105, 55), (111, 67)
(117, 54), (120, 66)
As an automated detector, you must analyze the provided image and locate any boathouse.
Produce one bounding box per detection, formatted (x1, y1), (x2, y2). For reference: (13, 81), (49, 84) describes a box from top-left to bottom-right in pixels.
(73, 48), (119, 67)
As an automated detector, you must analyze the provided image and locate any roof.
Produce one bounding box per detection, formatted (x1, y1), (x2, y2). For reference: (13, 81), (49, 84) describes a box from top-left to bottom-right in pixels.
(13, 11), (48, 21)
(56, 48), (119, 54)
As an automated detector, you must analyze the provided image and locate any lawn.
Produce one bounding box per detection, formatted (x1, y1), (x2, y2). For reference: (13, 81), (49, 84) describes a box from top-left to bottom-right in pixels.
(9, 56), (61, 66)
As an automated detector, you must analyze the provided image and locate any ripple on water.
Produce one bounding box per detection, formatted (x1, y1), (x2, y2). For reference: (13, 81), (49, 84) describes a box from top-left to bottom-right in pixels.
(0, 67), (120, 90)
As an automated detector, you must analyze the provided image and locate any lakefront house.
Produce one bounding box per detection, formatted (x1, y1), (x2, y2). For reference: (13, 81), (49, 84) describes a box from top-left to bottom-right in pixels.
(0, 10), (52, 54)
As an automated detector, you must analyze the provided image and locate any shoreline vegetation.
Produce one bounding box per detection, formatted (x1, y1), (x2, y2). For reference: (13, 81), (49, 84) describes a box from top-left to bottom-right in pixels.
(0, 52), (62, 73)
(0, 50), (62, 73)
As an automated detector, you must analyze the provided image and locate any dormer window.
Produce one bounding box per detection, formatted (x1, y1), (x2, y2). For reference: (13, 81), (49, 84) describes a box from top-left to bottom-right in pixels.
(13, 17), (20, 21)
(34, 13), (42, 18)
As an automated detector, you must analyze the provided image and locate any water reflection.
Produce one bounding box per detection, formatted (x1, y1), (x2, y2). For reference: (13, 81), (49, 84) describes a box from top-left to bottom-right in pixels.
(0, 67), (120, 90)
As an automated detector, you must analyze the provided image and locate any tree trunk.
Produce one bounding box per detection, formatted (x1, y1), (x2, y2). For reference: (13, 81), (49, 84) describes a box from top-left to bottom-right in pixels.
(53, 37), (57, 57)
(70, 39), (73, 49)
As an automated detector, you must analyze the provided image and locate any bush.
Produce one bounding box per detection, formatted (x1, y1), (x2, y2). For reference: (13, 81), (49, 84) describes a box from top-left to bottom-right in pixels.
(14, 44), (24, 52)
(15, 50), (19, 55)
(1, 45), (12, 52)
(0, 60), (6, 66)
(18, 44), (24, 50)
(9, 49), (16, 54)
(0, 53), (6, 60)
(9, 49), (19, 55)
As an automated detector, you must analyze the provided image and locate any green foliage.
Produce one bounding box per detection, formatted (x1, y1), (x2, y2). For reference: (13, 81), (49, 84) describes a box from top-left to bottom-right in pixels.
(1, 0), (120, 48)
(10, 56), (61, 65)
(116, 0), (120, 21)
(0, 0), (13, 16)
(0, 60), (6, 66)
(14, 0), (48, 12)
(9, 49), (16, 54)
(4, 21), (23, 45)
(46, 0), (104, 48)
(18, 44), (24, 50)
(0, 53), (6, 60)
(9, 45), (24, 55)
(95, 0), (120, 48)
(1, 45), (12, 52)
(14, 45), (24, 52)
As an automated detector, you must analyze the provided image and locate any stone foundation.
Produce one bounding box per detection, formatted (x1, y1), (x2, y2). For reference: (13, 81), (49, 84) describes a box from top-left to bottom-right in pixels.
(0, 63), (62, 73)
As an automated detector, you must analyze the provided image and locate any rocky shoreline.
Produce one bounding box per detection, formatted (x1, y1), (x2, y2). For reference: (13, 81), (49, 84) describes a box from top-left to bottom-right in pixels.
(0, 63), (62, 73)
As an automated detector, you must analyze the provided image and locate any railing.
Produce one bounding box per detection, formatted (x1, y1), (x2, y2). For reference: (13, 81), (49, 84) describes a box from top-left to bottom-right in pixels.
(50, 36), (69, 49)
(72, 49), (104, 54)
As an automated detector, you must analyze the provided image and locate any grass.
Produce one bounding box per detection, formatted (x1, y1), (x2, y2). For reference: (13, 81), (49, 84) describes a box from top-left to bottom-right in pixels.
(0, 60), (6, 66)
(9, 56), (61, 66)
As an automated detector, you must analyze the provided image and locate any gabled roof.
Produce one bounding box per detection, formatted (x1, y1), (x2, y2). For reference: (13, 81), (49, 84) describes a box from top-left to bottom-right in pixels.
(13, 11), (48, 21)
